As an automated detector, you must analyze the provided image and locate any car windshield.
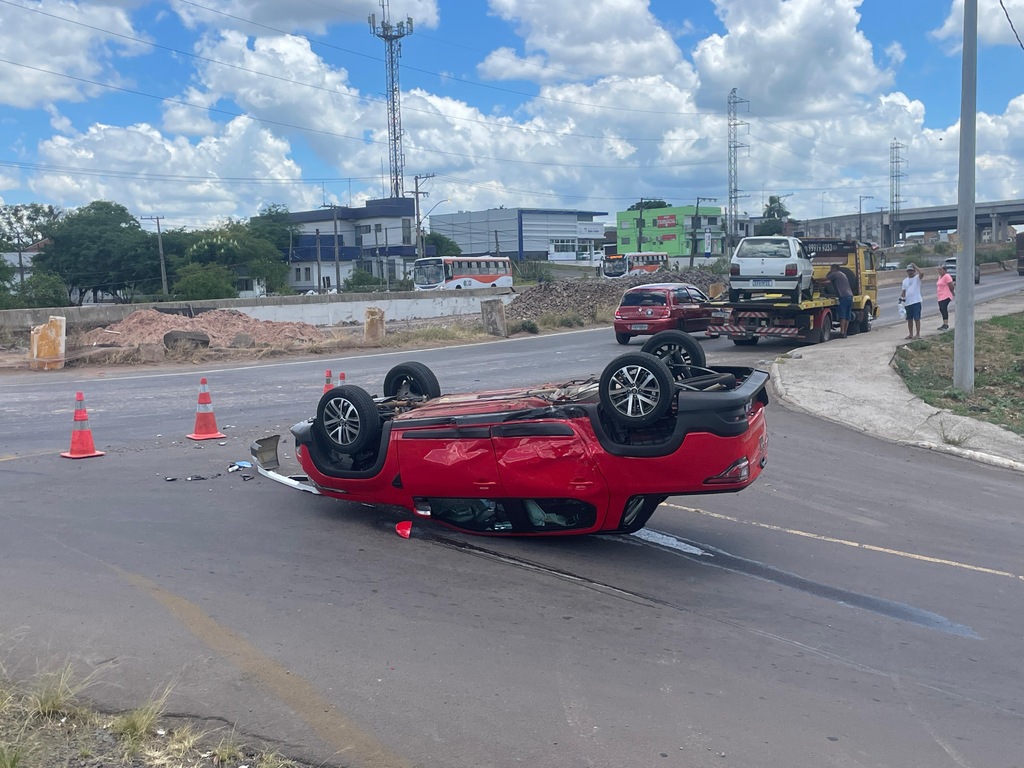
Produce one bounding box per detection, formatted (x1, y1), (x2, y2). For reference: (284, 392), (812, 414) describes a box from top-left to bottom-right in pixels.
(620, 291), (668, 307)
(735, 240), (790, 259)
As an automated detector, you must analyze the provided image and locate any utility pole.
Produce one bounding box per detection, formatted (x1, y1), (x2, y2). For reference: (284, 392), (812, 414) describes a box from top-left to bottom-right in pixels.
(142, 216), (168, 294)
(332, 206), (340, 291)
(858, 195), (873, 242)
(636, 199), (645, 253)
(890, 138), (907, 247)
(413, 173), (435, 259)
(315, 228), (322, 293)
(691, 197), (717, 267)
(954, 0), (977, 393)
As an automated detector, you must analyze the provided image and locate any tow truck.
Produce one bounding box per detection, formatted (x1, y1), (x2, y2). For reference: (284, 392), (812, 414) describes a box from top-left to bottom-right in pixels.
(707, 238), (879, 345)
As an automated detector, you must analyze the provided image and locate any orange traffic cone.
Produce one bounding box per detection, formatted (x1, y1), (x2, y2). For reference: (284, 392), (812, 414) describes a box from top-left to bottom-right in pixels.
(337, 372), (345, 385)
(323, 369), (333, 393)
(187, 377), (226, 440)
(61, 391), (105, 459)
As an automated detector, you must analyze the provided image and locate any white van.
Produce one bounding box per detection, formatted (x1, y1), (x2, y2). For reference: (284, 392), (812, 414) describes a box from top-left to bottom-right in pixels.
(729, 236), (814, 303)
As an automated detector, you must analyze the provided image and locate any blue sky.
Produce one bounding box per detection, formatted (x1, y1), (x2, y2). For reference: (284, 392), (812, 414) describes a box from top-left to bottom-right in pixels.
(1, 0), (1023, 232)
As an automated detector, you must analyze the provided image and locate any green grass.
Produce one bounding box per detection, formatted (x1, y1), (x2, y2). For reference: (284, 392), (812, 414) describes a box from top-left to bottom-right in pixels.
(894, 312), (1024, 437)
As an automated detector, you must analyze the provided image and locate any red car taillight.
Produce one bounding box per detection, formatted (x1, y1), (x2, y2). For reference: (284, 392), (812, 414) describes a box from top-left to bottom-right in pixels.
(730, 264), (740, 276)
(704, 457), (750, 485)
(785, 263), (798, 276)
(614, 309), (623, 319)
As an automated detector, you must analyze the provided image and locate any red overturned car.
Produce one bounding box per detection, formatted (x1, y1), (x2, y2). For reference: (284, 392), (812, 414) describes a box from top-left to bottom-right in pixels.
(252, 331), (769, 536)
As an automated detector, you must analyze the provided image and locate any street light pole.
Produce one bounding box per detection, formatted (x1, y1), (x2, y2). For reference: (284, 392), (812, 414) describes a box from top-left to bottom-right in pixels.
(858, 195), (873, 242)
(418, 199), (449, 261)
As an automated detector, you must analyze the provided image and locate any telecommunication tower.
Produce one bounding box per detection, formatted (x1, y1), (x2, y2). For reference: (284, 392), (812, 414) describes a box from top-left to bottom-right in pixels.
(889, 139), (907, 247)
(727, 88), (750, 255)
(369, 1), (413, 198)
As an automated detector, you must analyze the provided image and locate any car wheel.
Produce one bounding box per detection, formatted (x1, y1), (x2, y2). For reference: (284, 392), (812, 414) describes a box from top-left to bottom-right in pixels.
(641, 329), (706, 377)
(733, 337), (759, 346)
(313, 385), (382, 454)
(859, 302), (872, 333)
(599, 352), (675, 428)
(383, 361), (441, 399)
(816, 312), (833, 344)
(615, 332), (631, 345)
(617, 495), (667, 534)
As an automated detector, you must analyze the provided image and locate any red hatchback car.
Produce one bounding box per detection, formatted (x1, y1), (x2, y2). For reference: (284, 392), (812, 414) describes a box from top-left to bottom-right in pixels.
(253, 339), (770, 537)
(614, 282), (713, 344)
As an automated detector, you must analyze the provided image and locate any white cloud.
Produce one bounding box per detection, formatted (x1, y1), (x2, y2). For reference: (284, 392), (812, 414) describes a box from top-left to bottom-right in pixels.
(0, 0), (149, 109)
(694, 0), (892, 114)
(30, 118), (318, 228)
(932, 0), (1024, 48)
(479, 0), (682, 82)
(169, 0), (440, 34)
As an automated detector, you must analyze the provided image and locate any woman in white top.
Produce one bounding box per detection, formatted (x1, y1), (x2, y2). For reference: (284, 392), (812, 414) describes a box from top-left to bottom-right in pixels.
(899, 264), (924, 339)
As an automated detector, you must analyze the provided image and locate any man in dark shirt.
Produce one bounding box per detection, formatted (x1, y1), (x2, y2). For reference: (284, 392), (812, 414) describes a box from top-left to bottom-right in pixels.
(824, 264), (854, 337)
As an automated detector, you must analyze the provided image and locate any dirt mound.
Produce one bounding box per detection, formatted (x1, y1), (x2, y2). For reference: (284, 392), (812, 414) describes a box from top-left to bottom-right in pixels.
(77, 308), (328, 349)
(506, 269), (723, 321)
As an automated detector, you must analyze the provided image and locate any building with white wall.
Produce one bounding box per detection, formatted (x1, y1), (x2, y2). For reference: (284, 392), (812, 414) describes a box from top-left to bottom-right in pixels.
(429, 207), (609, 262)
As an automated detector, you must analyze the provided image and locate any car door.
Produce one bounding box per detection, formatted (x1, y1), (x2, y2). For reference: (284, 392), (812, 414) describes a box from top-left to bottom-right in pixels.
(489, 422), (609, 527)
(395, 425), (505, 498)
(673, 287), (711, 332)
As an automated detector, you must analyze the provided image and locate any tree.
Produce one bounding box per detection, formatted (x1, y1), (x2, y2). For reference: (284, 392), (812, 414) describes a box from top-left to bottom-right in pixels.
(762, 195), (790, 220)
(627, 200), (670, 211)
(0, 203), (62, 285)
(179, 222), (289, 294)
(248, 203), (298, 254)
(17, 272), (70, 308)
(424, 231), (461, 257)
(33, 201), (155, 304)
(172, 262), (237, 300)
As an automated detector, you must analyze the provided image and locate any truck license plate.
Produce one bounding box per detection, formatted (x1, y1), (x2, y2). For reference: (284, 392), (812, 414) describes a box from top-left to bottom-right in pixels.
(630, 324), (649, 330)
(711, 310), (731, 319)
(752, 278), (774, 287)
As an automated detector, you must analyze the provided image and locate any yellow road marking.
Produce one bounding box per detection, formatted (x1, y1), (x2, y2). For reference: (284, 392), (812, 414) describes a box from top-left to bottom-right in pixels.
(664, 502), (1024, 582)
(113, 567), (411, 768)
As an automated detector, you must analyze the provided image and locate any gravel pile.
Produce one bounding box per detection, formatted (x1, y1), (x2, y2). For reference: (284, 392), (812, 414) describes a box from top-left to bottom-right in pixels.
(506, 269), (725, 321)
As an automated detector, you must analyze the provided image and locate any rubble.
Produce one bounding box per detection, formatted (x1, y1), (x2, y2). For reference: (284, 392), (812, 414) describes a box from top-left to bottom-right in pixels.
(505, 269), (724, 321)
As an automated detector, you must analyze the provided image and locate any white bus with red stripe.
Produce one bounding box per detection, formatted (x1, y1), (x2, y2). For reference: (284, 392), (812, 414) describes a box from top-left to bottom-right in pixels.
(413, 256), (514, 290)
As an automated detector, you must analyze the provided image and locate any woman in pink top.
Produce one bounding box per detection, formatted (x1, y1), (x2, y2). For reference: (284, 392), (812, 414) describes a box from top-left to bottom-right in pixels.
(936, 264), (955, 331)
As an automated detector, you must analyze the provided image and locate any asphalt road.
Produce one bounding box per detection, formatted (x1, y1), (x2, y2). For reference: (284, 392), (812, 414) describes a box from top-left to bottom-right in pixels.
(2, 271), (1023, 768)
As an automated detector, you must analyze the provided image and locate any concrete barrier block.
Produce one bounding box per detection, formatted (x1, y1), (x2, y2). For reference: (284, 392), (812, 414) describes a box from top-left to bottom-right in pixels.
(480, 299), (508, 337)
(29, 315), (66, 370)
(364, 306), (386, 343)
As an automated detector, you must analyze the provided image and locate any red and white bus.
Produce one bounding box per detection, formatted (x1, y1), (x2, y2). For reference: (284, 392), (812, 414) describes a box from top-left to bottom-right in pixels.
(413, 256), (514, 290)
(600, 251), (669, 279)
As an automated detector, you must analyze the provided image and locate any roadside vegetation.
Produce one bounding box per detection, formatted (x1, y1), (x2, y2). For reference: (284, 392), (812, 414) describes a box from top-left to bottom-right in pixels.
(893, 312), (1024, 438)
(0, 661), (304, 768)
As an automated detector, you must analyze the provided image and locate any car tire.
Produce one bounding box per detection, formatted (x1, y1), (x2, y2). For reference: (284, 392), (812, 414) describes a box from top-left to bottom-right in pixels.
(314, 385), (382, 455)
(599, 352), (675, 428)
(383, 361), (441, 399)
(733, 337), (759, 346)
(816, 312), (833, 344)
(615, 332), (631, 345)
(859, 302), (872, 333)
(617, 495), (668, 534)
(641, 330), (707, 378)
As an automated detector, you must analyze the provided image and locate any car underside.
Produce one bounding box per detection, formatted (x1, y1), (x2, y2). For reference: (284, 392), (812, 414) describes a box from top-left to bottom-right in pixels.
(252, 331), (770, 537)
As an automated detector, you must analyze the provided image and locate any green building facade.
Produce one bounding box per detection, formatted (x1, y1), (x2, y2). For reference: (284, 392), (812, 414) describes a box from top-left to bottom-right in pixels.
(616, 204), (725, 262)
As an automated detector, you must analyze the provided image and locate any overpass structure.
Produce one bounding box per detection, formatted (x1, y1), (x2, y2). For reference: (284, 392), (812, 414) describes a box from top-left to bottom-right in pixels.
(801, 198), (1024, 246)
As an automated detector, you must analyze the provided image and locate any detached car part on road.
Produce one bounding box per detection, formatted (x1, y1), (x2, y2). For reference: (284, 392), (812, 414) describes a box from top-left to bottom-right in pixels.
(252, 332), (769, 537)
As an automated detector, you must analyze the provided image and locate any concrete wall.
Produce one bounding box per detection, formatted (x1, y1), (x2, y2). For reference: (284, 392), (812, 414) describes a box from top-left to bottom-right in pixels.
(0, 288), (515, 333)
